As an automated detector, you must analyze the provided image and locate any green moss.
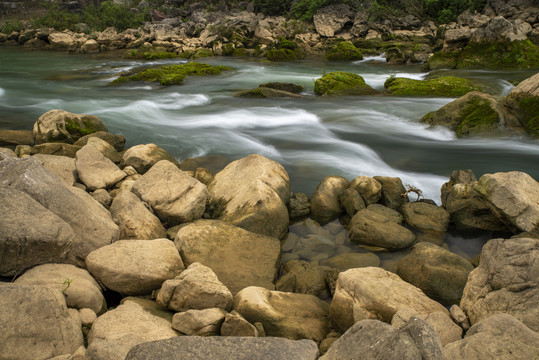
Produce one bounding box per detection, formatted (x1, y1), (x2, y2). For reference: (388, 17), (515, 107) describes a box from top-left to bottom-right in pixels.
(455, 99), (499, 137)
(516, 97), (539, 138)
(194, 49), (214, 58)
(238, 88), (265, 98)
(267, 48), (297, 61)
(111, 62), (233, 86)
(233, 48), (249, 56)
(65, 117), (99, 139)
(260, 82), (304, 93)
(314, 71), (378, 96)
(126, 50), (178, 60)
(385, 76), (482, 97)
(222, 43), (235, 56)
(423, 51), (459, 71)
(326, 41), (363, 61)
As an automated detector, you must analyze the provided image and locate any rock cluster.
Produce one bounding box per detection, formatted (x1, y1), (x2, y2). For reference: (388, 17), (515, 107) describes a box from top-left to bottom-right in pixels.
(1, 109), (538, 359)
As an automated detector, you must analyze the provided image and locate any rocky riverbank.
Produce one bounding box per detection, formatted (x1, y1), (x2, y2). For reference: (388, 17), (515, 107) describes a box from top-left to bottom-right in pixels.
(0, 101), (538, 359)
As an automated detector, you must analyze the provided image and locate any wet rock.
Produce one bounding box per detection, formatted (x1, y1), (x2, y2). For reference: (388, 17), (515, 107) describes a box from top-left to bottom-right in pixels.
(86, 239), (184, 295)
(33, 109), (107, 144)
(122, 143), (179, 174)
(132, 160), (208, 226)
(236, 87), (301, 98)
(401, 202), (450, 232)
(314, 72), (378, 96)
(392, 308), (462, 346)
(156, 262), (232, 312)
(349, 176), (382, 205)
(208, 154), (290, 239)
(330, 267), (448, 333)
(234, 286), (330, 342)
(310, 175), (349, 225)
(338, 187), (365, 218)
(171, 308), (227, 336)
(367, 204), (403, 223)
(276, 260), (332, 297)
(175, 219), (281, 294)
(373, 176), (408, 210)
(288, 192), (311, 219)
(460, 237), (538, 331)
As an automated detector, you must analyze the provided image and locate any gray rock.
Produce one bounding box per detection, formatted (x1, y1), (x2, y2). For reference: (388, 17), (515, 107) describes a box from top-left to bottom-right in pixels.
(460, 237), (539, 331)
(444, 314), (539, 359)
(175, 219), (280, 294)
(110, 190), (166, 240)
(125, 336), (319, 360)
(86, 239), (184, 295)
(310, 175), (349, 225)
(122, 143), (179, 174)
(320, 318), (444, 360)
(91, 188), (112, 208)
(171, 308), (227, 336)
(471, 16), (532, 42)
(33, 109), (107, 144)
(0, 186), (74, 276)
(32, 154), (77, 186)
(0, 284), (84, 360)
(75, 143), (127, 191)
(132, 160), (209, 226)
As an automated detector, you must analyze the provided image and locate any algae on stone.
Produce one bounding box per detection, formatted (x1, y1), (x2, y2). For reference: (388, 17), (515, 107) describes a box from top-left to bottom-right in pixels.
(266, 37), (303, 61)
(314, 72), (378, 96)
(111, 62), (232, 86)
(126, 50), (178, 60)
(384, 76), (482, 97)
(326, 41), (363, 61)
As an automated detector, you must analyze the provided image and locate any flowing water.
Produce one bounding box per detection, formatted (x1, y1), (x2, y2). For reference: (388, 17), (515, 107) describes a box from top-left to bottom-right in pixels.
(1, 47), (538, 261)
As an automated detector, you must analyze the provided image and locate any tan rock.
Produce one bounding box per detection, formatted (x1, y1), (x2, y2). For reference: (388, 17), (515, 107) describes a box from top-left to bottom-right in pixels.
(122, 143), (179, 174)
(171, 308), (227, 336)
(310, 175), (349, 225)
(75, 143), (127, 191)
(32, 154), (77, 185)
(220, 311), (259, 337)
(349, 176), (382, 205)
(33, 109), (107, 144)
(392, 308), (462, 346)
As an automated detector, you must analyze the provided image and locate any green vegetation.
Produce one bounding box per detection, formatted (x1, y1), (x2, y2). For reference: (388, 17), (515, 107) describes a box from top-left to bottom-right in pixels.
(1, 20), (25, 34)
(127, 50), (178, 60)
(65, 117), (101, 139)
(260, 82), (304, 93)
(424, 0), (486, 24)
(455, 98), (499, 137)
(314, 71), (378, 96)
(179, 49), (214, 59)
(326, 41), (363, 61)
(384, 76), (482, 97)
(232, 48), (250, 56)
(31, 1), (150, 33)
(111, 62), (232, 86)
(515, 97), (539, 138)
(266, 37), (303, 61)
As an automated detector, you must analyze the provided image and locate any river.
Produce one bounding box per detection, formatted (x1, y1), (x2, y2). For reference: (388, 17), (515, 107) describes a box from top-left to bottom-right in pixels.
(1, 47), (537, 260)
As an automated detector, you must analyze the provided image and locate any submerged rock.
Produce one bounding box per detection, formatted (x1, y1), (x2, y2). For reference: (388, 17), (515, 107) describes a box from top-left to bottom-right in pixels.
(236, 87), (301, 98)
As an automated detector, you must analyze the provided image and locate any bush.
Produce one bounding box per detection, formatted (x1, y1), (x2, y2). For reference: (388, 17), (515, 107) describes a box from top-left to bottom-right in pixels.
(253, 0), (292, 16)
(1, 20), (25, 34)
(424, 0), (487, 24)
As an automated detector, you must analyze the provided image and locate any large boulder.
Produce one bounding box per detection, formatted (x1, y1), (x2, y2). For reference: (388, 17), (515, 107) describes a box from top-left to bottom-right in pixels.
(125, 336), (319, 360)
(33, 109), (107, 144)
(460, 237), (539, 331)
(310, 175), (349, 225)
(0, 129), (33, 147)
(373, 176), (408, 210)
(349, 209), (416, 251)
(122, 143), (179, 174)
(313, 4), (354, 37)
(233, 286), (330, 342)
(86, 239), (184, 295)
(349, 176), (382, 205)
(444, 313), (539, 359)
(171, 308), (226, 336)
(397, 242), (474, 305)
(175, 220), (281, 294)
(471, 16), (532, 43)
(32, 154), (77, 186)
(0, 157), (119, 267)
(110, 190), (166, 240)
(276, 259), (333, 297)
(0, 186), (74, 276)
(401, 202), (450, 233)
(314, 72), (378, 96)
(48, 32), (77, 51)
(505, 72), (539, 138)
(320, 318), (444, 360)
(132, 160), (209, 226)
(208, 154), (290, 239)
(0, 284), (84, 360)
(156, 262), (233, 312)
(14, 263), (106, 315)
(86, 297), (179, 360)
(75, 142), (127, 191)
(421, 91), (524, 138)
(330, 267), (448, 333)
(473, 171), (539, 233)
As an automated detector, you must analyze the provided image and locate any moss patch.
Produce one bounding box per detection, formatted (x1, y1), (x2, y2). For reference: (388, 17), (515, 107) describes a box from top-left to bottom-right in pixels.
(233, 48), (249, 57)
(266, 37), (303, 61)
(314, 72), (378, 96)
(326, 41), (363, 61)
(260, 82), (304, 93)
(455, 98), (499, 137)
(126, 50), (178, 60)
(111, 62), (232, 86)
(516, 97), (539, 138)
(385, 76), (482, 97)
(65, 117), (100, 139)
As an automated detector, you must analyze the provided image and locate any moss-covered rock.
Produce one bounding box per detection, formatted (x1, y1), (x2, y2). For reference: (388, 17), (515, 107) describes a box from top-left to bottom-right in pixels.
(260, 82), (304, 94)
(111, 62), (232, 86)
(505, 73), (539, 139)
(326, 41), (363, 61)
(384, 76), (482, 97)
(236, 87), (301, 98)
(180, 49), (215, 59)
(425, 40), (539, 70)
(314, 72), (378, 96)
(232, 48), (249, 56)
(126, 50), (178, 60)
(222, 43), (235, 56)
(421, 91), (525, 138)
(266, 37), (303, 62)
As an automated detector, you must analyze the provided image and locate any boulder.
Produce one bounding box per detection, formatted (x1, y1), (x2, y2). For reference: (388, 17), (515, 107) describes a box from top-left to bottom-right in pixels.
(401, 202), (450, 233)
(288, 192), (311, 218)
(460, 237), (539, 331)
(321, 252), (380, 271)
(330, 267), (448, 333)
(156, 262), (232, 312)
(48, 32), (77, 51)
(86, 239), (184, 295)
(32, 154), (77, 186)
(87, 297), (179, 360)
(110, 190), (166, 240)
(74, 131), (126, 152)
(392, 308), (463, 346)
(208, 154), (290, 239)
(175, 220), (281, 294)
(125, 336), (319, 360)
(367, 204), (403, 223)
(474, 171), (539, 233)
(320, 318), (444, 360)
(14, 263), (106, 315)
(505, 72), (539, 137)
(0, 186), (74, 276)
(349, 176), (382, 205)
(132, 160), (209, 226)
(81, 39), (99, 53)
(0, 129), (33, 147)
(313, 4), (354, 37)
(310, 175), (349, 225)
(75, 142), (127, 191)
(171, 308), (227, 336)
(0, 284), (84, 360)
(233, 286), (330, 342)
(384, 77), (481, 97)
(349, 209), (416, 251)
(275, 260), (332, 297)
(314, 72), (378, 96)
(397, 242), (474, 305)
(122, 143), (179, 174)
(338, 187), (365, 218)
(444, 314), (539, 359)
(85, 136), (123, 164)
(236, 87), (301, 98)
(471, 16), (532, 43)
(373, 176), (408, 210)
(31, 142), (81, 157)
(33, 109), (107, 144)
(220, 311), (259, 337)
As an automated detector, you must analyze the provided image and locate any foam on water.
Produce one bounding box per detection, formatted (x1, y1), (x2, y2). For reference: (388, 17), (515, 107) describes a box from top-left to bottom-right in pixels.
(0, 88), (4, 97)
(499, 79), (515, 97)
(356, 54), (387, 63)
(363, 72), (429, 89)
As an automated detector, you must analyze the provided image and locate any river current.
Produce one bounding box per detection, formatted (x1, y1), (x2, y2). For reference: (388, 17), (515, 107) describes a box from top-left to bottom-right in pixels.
(1, 47), (538, 259)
